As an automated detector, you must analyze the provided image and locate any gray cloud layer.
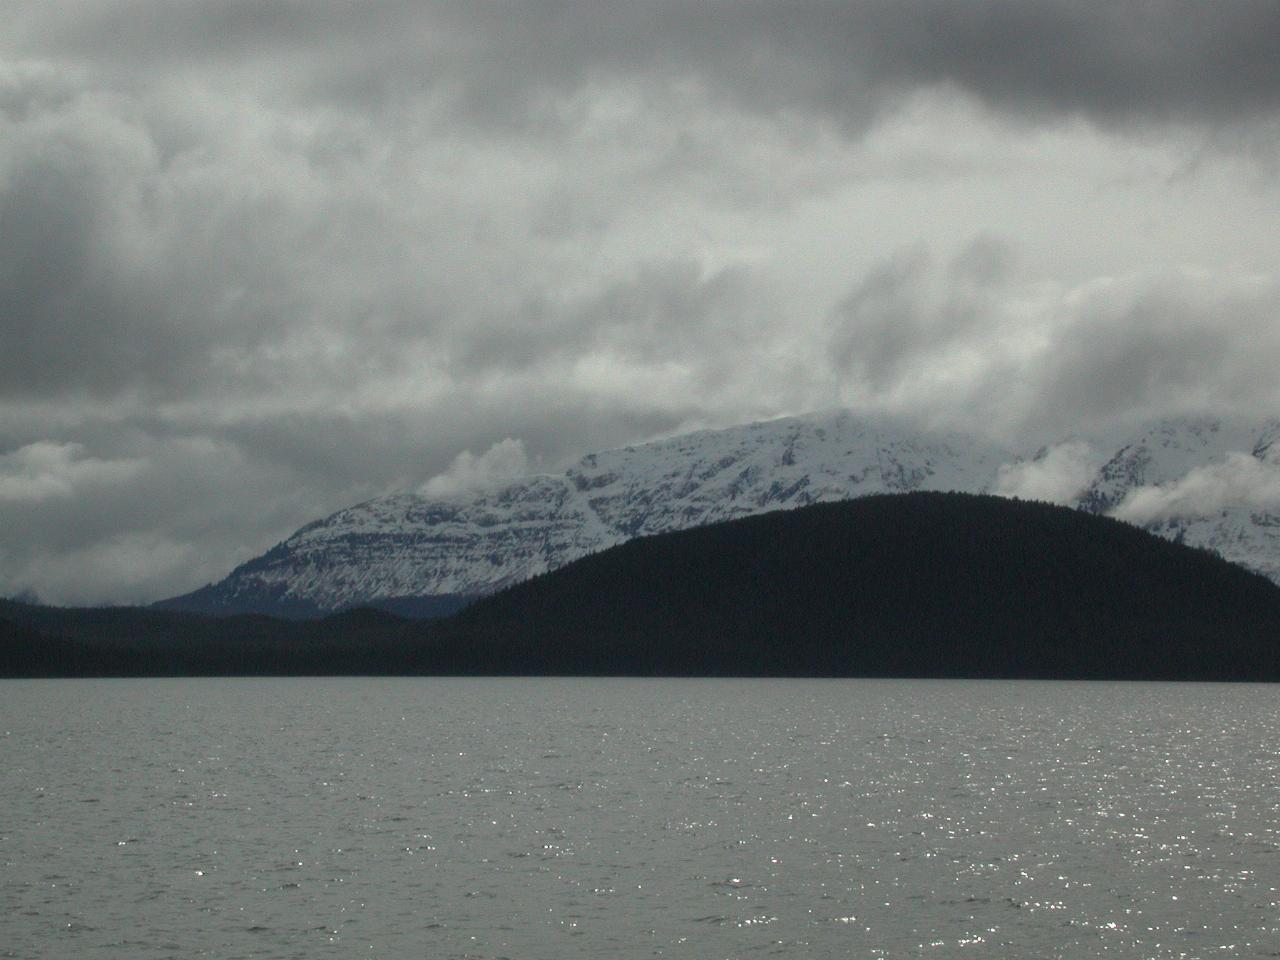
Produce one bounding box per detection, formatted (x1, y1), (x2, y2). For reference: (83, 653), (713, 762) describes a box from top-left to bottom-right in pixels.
(23, 2), (1280, 128)
(3, 2), (1280, 602)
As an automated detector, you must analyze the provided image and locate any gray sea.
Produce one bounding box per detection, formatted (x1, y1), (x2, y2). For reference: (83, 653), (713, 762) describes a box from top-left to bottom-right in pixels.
(2, 678), (1278, 959)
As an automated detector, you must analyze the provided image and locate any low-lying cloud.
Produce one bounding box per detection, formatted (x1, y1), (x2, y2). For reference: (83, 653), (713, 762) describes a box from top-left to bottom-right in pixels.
(420, 439), (533, 499)
(993, 440), (1101, 505)
(1113, 452), (1280, 525)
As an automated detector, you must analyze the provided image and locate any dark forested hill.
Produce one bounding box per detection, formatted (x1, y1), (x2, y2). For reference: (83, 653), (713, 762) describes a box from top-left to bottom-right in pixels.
(5, 493), (1280, 678)
(409, 492), (1280, 679)
(0, 600), (413, 676)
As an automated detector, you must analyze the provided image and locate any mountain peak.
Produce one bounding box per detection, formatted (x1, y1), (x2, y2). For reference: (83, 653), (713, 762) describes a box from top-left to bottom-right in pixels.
(159, 410), (1280, 617)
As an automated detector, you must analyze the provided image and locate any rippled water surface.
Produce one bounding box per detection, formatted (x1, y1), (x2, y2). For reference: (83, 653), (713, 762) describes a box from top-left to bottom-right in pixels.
(3, 678), (1279, 958)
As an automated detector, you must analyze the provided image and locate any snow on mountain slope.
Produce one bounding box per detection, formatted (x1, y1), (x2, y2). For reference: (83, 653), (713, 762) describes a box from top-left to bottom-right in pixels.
(1082, 416), (1280, 582)
(173, 475), (610, 616)
(1078, 416), (1277, 513)
(565, 415), (1009, 537)
(166, 412), (1012, 615)
(163, 411), (1280, 617)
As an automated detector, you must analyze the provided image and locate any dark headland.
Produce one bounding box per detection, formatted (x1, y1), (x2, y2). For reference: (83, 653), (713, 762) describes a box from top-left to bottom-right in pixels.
(4, 493), (1279, 680)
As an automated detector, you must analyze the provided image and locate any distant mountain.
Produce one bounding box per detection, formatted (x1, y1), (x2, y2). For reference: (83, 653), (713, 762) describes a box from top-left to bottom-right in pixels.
(159, 411), (1280, 618)
(160, 412), (1011, 616)
(12, 494), (1280, 680)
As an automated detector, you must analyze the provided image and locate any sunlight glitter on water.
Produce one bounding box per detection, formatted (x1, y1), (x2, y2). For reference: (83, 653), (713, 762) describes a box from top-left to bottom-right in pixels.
(2, 677), (1279, 959)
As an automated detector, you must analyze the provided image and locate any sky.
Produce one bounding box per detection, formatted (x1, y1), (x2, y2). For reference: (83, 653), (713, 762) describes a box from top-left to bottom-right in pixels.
(3, 1), (1280, 605)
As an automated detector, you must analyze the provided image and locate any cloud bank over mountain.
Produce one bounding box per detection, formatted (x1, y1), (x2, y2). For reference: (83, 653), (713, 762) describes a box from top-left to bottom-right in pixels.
(1114, 453), (1280, 526)
(993, 440), (1101, 506)
(3, 2), (1280, 603)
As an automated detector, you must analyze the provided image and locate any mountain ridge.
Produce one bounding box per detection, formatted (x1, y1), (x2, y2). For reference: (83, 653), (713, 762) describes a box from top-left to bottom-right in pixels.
(160, 411), (1280, 618)
(11, 493), (1280, 679)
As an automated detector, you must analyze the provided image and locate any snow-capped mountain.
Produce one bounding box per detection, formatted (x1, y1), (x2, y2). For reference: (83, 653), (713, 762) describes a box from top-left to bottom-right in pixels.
(162, 411), (1280, 617)
(1079, 417), (1274, 513)
(164, 412), (1012, 616)
(1077, 416), (1280, 583)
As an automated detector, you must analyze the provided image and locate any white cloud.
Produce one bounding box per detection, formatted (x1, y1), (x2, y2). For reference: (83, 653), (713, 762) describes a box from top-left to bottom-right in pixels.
(419, 438), (532, 498)
(0, 441), (141, 502)
(993, 440), (1101, 505)
(1112, 452), (1280, 524)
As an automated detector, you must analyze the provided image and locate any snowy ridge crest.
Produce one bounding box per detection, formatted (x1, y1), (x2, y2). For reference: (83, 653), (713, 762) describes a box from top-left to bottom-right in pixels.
(169, 411), (1280, 615)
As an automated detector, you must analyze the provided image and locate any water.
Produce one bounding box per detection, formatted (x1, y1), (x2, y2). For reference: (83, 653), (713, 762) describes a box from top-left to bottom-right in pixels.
(2, 678), (1278, 959)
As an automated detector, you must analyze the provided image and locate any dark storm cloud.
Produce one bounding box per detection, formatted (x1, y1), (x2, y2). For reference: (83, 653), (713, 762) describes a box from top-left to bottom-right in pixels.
(0, 111), (199, 399)
(0, 50), (465, 406)
(829, 238), (1013, 394)
(825, 247), (1280, 440)
(433, 1), (1280, 130)
(1028, 274), (1280, 428)
(459, 259), (755, 370)
(24, 2), (1280, 131)
(0, 61), (298, 401)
